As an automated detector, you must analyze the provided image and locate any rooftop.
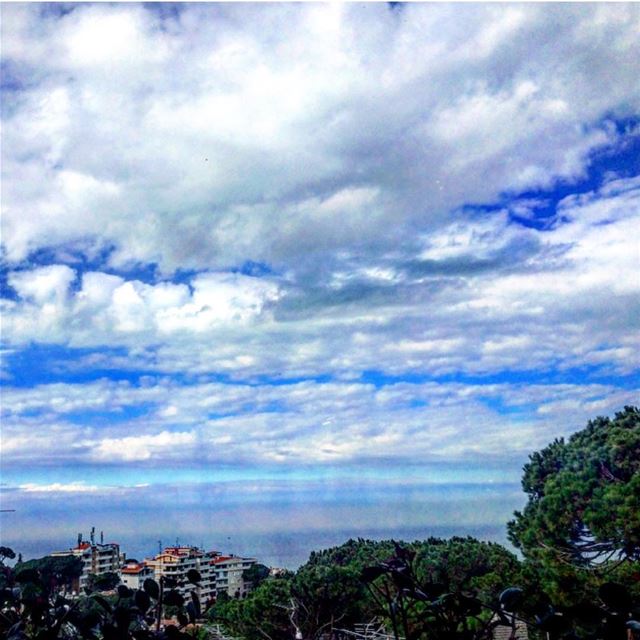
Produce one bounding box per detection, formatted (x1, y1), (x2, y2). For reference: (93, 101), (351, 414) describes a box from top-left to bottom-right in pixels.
(121, 563), (148, 575)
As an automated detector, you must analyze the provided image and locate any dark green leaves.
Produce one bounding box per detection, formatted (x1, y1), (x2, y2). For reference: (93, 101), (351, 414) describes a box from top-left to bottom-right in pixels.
(117, 584), (132, 599)
(189, 591), (201, 618)
(0, 553), (203, 640)
(599, 582), (632, 612)
(499, 587), (524, 612)
(0, 547), (16, 562)
(186, 569), (201, 585)
(134, 589), (151, 611)
(143, 578), (159, 599)
(361, 565), (386, 583)
(185, 600), (198, 624)
(163, 590), (184, 608)
(459, 594), (482, 616)
(177, 611), (189, 627)
(14, 569), (39, 584)
(509, 408), (640, 570)
(91, 594), (113, 614)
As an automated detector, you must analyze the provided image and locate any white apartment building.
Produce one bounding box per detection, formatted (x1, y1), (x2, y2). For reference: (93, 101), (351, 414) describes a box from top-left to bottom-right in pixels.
(145, 546), (218, 604)
(51, 530), (125, 593)
(120, 561), (155, 590)
(48, 535), (259, 603)
(211, 555), (256, 598)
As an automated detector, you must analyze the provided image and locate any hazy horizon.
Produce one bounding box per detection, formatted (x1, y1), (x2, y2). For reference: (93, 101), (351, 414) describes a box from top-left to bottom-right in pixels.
(1, 478), (523, 569)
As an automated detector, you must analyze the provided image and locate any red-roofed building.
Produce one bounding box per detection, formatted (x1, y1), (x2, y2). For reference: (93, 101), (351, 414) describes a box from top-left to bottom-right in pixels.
(51, 529), (124, 593)
(145, 546), (218, 602)
(120, 560), (154, 590)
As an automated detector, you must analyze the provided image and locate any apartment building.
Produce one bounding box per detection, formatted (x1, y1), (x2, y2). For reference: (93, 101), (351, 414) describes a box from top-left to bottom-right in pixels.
(120, 560), (155, 590)
(211, 555), (256, 598)
(51, 530), (124, 593)
(145, 546), (218, 603)
(48, 535), (260, 602)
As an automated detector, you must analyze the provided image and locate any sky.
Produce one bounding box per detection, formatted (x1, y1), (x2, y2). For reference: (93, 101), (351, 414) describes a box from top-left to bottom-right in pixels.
(0, 2), (639, 567)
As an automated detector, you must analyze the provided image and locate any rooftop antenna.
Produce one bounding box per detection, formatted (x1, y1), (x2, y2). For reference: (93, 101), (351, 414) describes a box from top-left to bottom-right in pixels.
(90, 526), (95, 545)
(100, 531), (104, 545)
(158, 540), (162, 554)
(77, 533), (82, 547)
(175, 537), (179, 547)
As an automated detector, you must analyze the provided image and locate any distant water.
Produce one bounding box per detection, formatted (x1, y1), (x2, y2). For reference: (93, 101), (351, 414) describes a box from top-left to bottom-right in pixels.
(5, 525), (513, 570)
(0, 480), (524, 569)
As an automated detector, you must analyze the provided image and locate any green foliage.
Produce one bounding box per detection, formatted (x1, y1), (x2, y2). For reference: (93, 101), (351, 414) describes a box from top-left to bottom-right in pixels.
(305, 537), (397, 570)
(243, 563), (270, 588)
(508, 406), (640, 604)
(0, 567), (203, 639)
(365, 543), (640, 640)
(212, 537), (521, 640)
(292, 562), (365, 638)
(413, 536), (521, 595)
(0, 546), (16, 563)
(210, 574), (293, 640)
(360, 540), (523, 640)
(86, 571), (121, 593)
(15, 554), (83, 591)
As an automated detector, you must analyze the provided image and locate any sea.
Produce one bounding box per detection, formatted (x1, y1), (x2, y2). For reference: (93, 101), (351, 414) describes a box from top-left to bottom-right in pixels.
(0, 480), (524, 569)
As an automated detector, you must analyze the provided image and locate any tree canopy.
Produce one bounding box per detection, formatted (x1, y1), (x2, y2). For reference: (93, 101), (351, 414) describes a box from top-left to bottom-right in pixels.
(211, 537), (522, 640)
(15, 554), (84, 591)
(243, 563), (271, 589)
(86, 571), (121, 593)
(508, 406), (639, 563)
(210, 574), (294, 640)
(0, 546), (16, 563)
(508, 406), (640, 603)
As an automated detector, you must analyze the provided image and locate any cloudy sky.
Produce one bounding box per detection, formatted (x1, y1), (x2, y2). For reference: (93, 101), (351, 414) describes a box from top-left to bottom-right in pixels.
(1, 2), (639, 563)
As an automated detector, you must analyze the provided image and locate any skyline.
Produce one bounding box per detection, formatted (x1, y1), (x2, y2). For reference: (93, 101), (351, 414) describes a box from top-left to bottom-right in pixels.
(1, 3), (639, 562)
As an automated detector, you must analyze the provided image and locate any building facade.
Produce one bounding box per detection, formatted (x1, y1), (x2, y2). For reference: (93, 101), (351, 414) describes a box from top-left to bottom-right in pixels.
(51, 530), (125, 593)
(144, 546), (218, 603)
(120, 561), (155, 590)
(48, 535), (259, 603)
(211, 555), (256, 598)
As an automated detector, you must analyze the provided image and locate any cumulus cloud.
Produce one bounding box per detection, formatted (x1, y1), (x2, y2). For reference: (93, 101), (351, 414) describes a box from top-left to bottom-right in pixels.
(2, 4), (639, 270)
(2, 175), (638, 379)
(91, 430), (197, 462)
(3, 268), (281, 345)
(0, 3), (638, 503)
(1, 376), (637, 470)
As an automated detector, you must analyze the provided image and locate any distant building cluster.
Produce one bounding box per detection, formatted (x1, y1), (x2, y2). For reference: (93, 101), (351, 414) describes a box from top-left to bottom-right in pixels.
(52, 528), (259, 603)
(51, 529), (125, 593)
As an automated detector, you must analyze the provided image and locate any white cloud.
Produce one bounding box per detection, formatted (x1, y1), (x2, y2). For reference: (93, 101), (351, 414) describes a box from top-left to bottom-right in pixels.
(2, 4), (639, 270)
(18, 482), (102, 493)
(1, 377), (636, 468)
(2, 268), (281, 345)
(91, 430), (197, 462)
(2, 175), (638, 377)
(61, 7), (169, 71)
(9, 265), (75, 305)
(0, 4), (638, 489)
